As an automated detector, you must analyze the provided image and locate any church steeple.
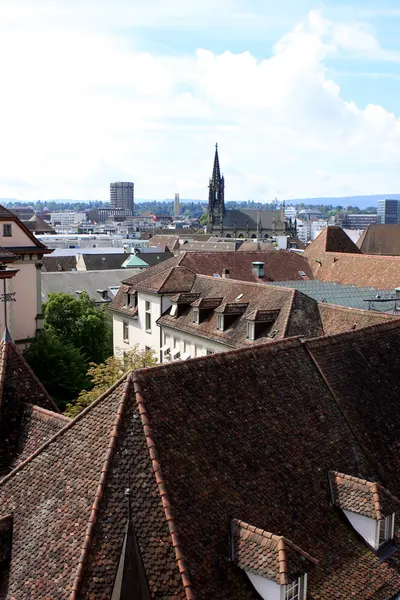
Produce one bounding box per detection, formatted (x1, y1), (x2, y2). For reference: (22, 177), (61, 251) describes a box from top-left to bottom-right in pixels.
(111, 486), (151, 600)
(208, 143), (225, 232)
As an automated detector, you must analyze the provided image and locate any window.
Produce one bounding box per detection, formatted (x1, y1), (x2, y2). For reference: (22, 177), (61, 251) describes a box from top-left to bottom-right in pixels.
(283, 575), (307, 600)
(170, 303), (178, 317)
(217, 314), (224, 331)
(194, 345), (199, 357)
(193, 308), (199, 324)
(145, 301), (151, 332)
(3, 224), (11, 237)
(123, 321), (129, 343)
(206, 349), (214, 356)
(377, 515), (394, 547)
(247, 322), (255, 341)
(183, 340), (187, 353)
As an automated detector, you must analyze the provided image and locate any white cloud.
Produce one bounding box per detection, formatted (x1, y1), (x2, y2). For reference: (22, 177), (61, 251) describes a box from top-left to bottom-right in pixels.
(0, 5), (400, 201)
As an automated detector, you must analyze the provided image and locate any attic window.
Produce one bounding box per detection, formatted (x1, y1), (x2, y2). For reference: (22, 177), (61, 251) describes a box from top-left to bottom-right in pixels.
(247, 322), (255, 341)
(284, 575), (307, 600)
(377, 515), (394, 547)
(170, 303), (178, 317)
(217, 314), (224, 331)
(193, 308), (199, 324)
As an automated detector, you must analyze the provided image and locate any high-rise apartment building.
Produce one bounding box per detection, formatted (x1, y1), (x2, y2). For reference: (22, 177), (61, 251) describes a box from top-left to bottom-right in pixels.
(174, 193), (180, 218)
(377, 199), (400, 224)
(110, 182), (134, 213)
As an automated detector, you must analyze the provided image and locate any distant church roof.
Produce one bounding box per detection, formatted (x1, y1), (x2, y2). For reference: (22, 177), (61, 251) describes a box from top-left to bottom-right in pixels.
(222, 209), (283, 230)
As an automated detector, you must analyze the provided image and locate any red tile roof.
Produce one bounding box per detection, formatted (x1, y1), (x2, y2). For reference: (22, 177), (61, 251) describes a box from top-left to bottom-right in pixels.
(4, 325), (400, 597)
(357, 224), (400, 256)
(231, 519), (317, 585)
(317, 303), (398, 335)
(329, 471), (400, 519)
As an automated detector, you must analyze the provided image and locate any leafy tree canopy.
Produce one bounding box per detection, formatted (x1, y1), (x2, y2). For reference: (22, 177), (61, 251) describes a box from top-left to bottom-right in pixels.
(44, 291), (112, 364)
(65, 346), (157, 418)
(23, 330), (89, 409)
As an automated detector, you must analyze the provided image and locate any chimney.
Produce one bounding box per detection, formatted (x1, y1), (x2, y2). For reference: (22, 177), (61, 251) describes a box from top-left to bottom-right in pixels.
(222, 268), (230, 279)
(252, 261), (265, 278)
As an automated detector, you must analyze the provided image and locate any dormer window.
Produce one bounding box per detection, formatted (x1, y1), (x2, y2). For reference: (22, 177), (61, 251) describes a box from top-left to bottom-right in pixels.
(193, 308), (199, 324)
(170, 303), (178, 317)
(217, 314), (224, 331)
(230, 518), (316, 600)
(247, 322), (255, 341)
(329, 471), (399, 552)
(284, 575), (307, 600)
(378, 515), (394, 547)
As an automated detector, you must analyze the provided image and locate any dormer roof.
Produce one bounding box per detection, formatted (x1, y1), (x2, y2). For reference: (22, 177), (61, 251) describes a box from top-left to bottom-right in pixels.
(214, 302), (249, 315)
(190, 296), (223, 310)
(329, 471), (400, 519)
(231, 519), (318, 585)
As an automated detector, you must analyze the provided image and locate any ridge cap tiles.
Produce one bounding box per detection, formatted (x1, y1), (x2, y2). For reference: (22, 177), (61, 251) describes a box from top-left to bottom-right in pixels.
(70, 374), (133, 599)
(132, 373), (195, 600)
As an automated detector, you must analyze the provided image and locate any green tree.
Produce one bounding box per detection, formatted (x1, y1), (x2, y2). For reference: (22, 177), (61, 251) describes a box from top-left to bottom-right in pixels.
(199, 211), (208, 226)
(23, 330), (89, 409)
(44, 291), (112, 364)
(65, 346), (157, 417)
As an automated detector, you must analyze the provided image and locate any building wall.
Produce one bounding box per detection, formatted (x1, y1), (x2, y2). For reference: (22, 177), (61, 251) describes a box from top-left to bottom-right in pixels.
(0, 221), (34, 246)
(113, 292), (172, 358)
(246, 572), (281, 600)
(160, 324), (232, 363)
(1, 260), (39, 344)
(343, 510), (378, 550)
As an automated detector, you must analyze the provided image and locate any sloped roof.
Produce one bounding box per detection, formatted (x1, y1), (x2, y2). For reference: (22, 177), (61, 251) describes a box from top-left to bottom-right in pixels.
(25, 215), (56, 233)
(221, 209), (284, 230)
(357, 224), (400, 256)
(42, 269), (141, 303)
(0, 334), (61, 472)
(304, 230), (400, 289)
(231, 519), (317, 585)
(305, 226), (362, 255)
(121, 254), (149, 268)
(329, 471), (400, 519)
(0, 205), (51, 252)
(317, 303), (398, 335)
(305, 320), (400, 489)
(158, 275), (323, 347)
(238, 241), (274, 252)
(42, 255), (78, 272)
(120, 251), (313, 288)
(148, 235), (180, 251)
(5, 327), (400, 597)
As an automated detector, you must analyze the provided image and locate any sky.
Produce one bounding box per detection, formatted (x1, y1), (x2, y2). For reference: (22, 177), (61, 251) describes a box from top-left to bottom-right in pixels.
(2, 1), (400, 202)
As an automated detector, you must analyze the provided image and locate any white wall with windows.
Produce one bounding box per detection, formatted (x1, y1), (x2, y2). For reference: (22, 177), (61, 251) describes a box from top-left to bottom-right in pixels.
(113, 291), (172, 359)
(160, 325), (232, 363)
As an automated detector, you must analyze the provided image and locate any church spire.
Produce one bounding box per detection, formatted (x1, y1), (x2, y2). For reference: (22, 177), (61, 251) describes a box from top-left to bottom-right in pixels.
(211, 143), (221, 183)
(208, 143), (225, 232)
(111, 486), (151, 600)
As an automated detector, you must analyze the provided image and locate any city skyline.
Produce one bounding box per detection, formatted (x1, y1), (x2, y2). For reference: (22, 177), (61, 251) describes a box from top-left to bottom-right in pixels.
(2, 1), (400, 201)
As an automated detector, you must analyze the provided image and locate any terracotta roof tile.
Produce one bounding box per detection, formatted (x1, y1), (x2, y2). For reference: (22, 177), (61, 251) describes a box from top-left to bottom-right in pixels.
(231, 518), (317, 585)
(357, 224), (400, 256)
(329, 471), (400, 519)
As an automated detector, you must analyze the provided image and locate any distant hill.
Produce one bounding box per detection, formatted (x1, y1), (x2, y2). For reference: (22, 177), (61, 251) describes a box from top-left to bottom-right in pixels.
(1, 194), (398, 210)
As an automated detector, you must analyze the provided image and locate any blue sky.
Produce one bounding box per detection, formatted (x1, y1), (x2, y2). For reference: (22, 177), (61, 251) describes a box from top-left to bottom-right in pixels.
(1, 0), (400, 201)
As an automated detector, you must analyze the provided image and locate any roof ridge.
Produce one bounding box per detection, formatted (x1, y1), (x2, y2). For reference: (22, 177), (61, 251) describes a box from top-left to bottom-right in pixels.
(4, 341), (59, 413)
(0, 370), (131, 487)
(70, 374), (134, 598)
(324, 251), (400, 260)
(282, 289), (296, 337)
(305, 318), (400, 347)
(27, 404), (71, 422)
(133, 337), (303, 379)
(132, 373), (195, 600)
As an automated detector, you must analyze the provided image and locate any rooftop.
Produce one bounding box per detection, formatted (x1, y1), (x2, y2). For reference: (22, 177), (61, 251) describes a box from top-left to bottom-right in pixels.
(4, 324), (400, 596)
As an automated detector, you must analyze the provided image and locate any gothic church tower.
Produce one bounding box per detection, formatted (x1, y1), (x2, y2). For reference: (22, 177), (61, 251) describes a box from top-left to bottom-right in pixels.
(208, 143), (225, 231)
